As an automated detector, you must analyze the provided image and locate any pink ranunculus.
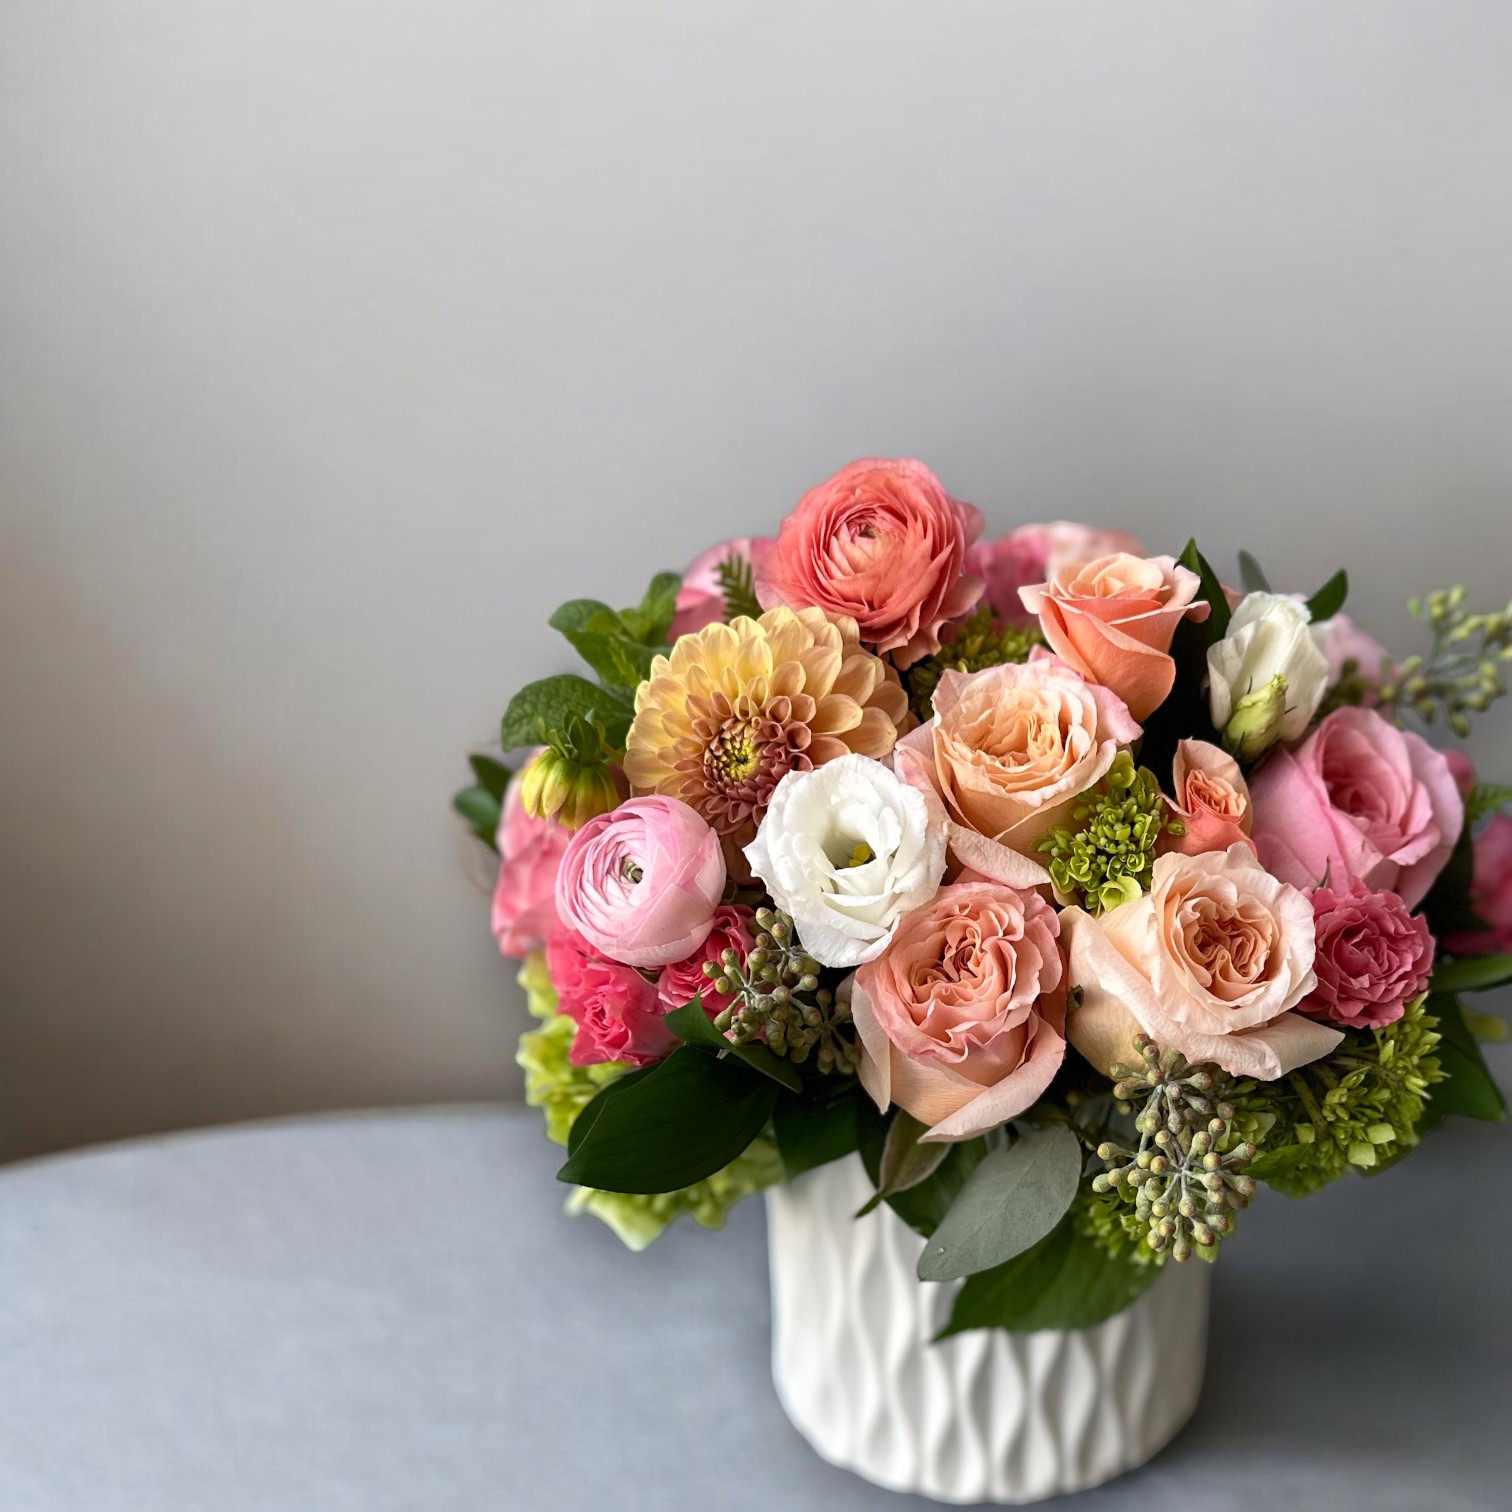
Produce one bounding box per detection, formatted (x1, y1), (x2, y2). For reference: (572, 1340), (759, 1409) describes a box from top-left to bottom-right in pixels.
(1248, 706), (1464, 910)
(1445, 814), (1512, 956)
(1302, 882), (1435, 1031)
(894, 654), (1138, 883)
(668, 538), (775, 643)
(1161, 739), (1256, 858)
(755, 458), (984, 667)
(556, 795), (727, 968)
(1313, 612), (1392, 692)
(546, 925), (675, 1067)
(1063, 845), (1340, 1081)
(967, 523), (1147, 628)
(657, 903), (756, 1018)
(490, 755), (573, 959)
(1018, 553), (1210, 723)
(851, 882), (1067, 1142)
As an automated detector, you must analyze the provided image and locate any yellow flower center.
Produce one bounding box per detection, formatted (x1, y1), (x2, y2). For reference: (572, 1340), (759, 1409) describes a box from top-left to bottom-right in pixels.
(841, 843), (874, 869)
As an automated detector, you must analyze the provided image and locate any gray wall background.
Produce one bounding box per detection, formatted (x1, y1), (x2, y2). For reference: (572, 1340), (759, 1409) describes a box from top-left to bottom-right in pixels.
(3, 2), (1511, 1161)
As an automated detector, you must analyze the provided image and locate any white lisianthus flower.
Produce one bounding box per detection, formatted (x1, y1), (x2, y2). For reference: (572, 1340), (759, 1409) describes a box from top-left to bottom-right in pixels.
(1207, 592), (1330, 759)
(744, 754), (948, 968)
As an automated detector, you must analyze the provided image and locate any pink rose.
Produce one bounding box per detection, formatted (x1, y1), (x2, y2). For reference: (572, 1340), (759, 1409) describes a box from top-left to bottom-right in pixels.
(894, 655), (1138, 883)
(668, 538), (775, 643)
(1444, 749), (1476, 799)
(1313, 613), (1392, 692)
(1161, 739), (1255, 858)
(657, 903), (756, 1017)
(1248, 707), (1464, 910)
(1018, 553), (1210, 723)
(755, 458), (984, 667)
(851, 882), (1067, 1142)
(556, 795), (727, 968)
(546, 926), (675, 1067)
(1302, 882), (1434, 1030)
(967, 522), (1146, 628)
(1445, 814), (1512, 956)
(1064, 845), (1341, 1081)
(490, 755), (573, 958)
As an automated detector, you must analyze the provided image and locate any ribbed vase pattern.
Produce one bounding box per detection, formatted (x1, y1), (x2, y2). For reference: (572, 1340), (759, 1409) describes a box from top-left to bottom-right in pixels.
(766, 1156), (1209, 1505)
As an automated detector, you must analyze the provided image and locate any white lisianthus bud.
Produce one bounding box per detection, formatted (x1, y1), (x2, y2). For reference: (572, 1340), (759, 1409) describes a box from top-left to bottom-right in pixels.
(1207, 593), (1329, 758)
(743, 754), (948, 968)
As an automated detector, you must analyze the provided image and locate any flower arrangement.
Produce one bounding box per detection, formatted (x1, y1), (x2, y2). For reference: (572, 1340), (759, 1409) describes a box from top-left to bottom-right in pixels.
(456, 459), (1509, 1337)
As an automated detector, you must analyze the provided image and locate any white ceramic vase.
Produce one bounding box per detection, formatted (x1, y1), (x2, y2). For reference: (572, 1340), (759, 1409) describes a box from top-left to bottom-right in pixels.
(766, 1155), (1209, 1505)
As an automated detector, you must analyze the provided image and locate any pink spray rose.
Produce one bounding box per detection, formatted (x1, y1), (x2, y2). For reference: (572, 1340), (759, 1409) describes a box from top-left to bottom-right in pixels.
(1063, 845), (1341, 1080)
(555, 795), (727, 968)
(1302, 882), (1435, 1030)
(668, 538), (774, 642)
(546, 925), (675, 1067)
(657, 903), (756, 1018)
(1018, 553), (1210, 723)
(755, 458), (984, 667)
(1445, 814), (1512, 956)
(1161, 739), (1255, 858)
(894, 655), (1138, 883)
(851, 882), (1067, 1142)
(1248, 706), (1464, 910)
(968, 522), (1146, 628)
(490, 756), (573, 959)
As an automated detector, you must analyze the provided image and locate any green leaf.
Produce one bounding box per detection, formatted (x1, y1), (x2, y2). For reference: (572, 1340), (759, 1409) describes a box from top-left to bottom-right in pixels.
(1468, 783), (1512, 826)
(1176, 539), (1231, 643)
(1237, 549), (1271, 594)
(1430, 954), (1512, 996)
(856, 1113), (951, 1217)
(452, 785), (502, 849)
(662, 1000), (803, 1093)
(557, 1048), (779, 1193)
(1462, 1008), (1512, 1044)
(937, 1215), (1162, 1337)
(468, 754), (512, 804)
(857, 1110), (987, 1238)
(1421, 819), (1487, 939)
(1306, 568), (1349, 623)
(1426, 994), (1507, 1123)
(623, 571), (682, 644)
(916, 1125), (1083, 1282)
(565, 1065), (657, 1155)
(500, 674), (634, 752)
(772, 1086), (860, 1180)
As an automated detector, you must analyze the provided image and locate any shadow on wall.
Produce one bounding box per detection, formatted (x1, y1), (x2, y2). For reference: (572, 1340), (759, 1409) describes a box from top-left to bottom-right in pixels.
(0, 545), (519, 1164)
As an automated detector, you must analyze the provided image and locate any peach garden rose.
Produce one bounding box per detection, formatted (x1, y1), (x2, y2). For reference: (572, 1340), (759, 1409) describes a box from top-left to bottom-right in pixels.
(851, 882), (1067, 1142)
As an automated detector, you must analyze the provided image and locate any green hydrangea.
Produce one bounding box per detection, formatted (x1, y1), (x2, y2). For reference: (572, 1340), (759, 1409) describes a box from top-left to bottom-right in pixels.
(1230, 996), (1445, 1197)
(515, 952), (783, 1246)
(1038, 753), (1180, 912)
(906, 607), (1044, 720)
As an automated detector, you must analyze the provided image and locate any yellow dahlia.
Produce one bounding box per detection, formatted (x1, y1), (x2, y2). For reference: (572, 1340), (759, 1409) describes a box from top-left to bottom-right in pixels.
(625, 607), (911, 862)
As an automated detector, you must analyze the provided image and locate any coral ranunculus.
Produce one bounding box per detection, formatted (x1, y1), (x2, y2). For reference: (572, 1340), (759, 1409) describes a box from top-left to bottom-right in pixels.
(546, 925), (677, 1067)
(851, 882), (1067, 1142)
(756, 458), (984, 666)
(1303, 882), (1434, 1030)
(491, 755), (573, 959)
(1018, 553), (1209, 723)
(624, 607), (910, 867)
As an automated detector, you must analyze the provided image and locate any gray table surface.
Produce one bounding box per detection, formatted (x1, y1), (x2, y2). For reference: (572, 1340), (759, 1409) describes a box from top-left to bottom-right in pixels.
(0, 1104), (1507, 1512)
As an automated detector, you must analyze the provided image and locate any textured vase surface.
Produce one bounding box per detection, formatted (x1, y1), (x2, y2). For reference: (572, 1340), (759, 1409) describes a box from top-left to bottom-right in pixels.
(766, 1155), (1209, 1505)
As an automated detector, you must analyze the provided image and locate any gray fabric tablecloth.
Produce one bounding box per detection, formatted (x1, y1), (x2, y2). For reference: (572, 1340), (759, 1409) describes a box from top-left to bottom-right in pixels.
(0, 1104), (1506, 1511)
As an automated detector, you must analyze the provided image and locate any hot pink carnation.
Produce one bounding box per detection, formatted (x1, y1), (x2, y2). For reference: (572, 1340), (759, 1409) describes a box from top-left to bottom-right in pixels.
(490, 756), (572, 959)
(1445, 814), (1512, 956)
(668, 538), (774, 643)
(851, 882), (1067, 1143)
(657, 903), (756, 1018)
(756, 458), (984, 667)
(967, 523), (1146, 629)
(556, 795), (727, 969)
(1249, 706), (1464, 910)
(1302, 882), (1435, 1031)
(546, 925), (675, 1067)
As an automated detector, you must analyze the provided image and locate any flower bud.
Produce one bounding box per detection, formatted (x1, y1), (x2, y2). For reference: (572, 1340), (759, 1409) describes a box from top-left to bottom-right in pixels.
(1223, 673), (1291, 761)
(520, 748), (620, 830)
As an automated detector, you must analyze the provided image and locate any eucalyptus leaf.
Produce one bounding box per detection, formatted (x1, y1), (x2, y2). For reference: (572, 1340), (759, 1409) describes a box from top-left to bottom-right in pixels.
(857, 1110), (986, 1238)
(855, 1113), (951, 1217)
(916, 1125), (1083, 1282)
(1237, 549), (1271, 594)
(500, 674), (634, 752)
(1430, 954), (1512, 996)
(1305, 568), (1349, 623)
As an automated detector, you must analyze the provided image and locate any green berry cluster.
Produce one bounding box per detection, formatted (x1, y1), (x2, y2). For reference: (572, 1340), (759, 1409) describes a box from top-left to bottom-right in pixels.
(705, 908), (857, 1073)
(905, 607), (1044, 720)
(1037, 753), (1180, 913)
(1092, 1037), (1257, 1264)
(1380, 585), (1512, 738)
(1229, 997), (1444, 1197)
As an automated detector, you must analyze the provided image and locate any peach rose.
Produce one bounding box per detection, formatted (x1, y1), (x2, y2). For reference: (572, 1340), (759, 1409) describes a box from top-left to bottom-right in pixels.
(1160, 739), (1255, 858)
(967, 522), (1147, 628)
(1063, 845), (1341, 1081)
(755, 458), (984, 667)
(1018, 553), (1209, 722)
(851, 882), (1067, 1142)
(894, 656), (1139, 886)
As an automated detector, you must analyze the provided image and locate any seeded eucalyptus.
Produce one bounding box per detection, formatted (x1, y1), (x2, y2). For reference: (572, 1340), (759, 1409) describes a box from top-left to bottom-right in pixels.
(1381, 585), (1512, 737)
